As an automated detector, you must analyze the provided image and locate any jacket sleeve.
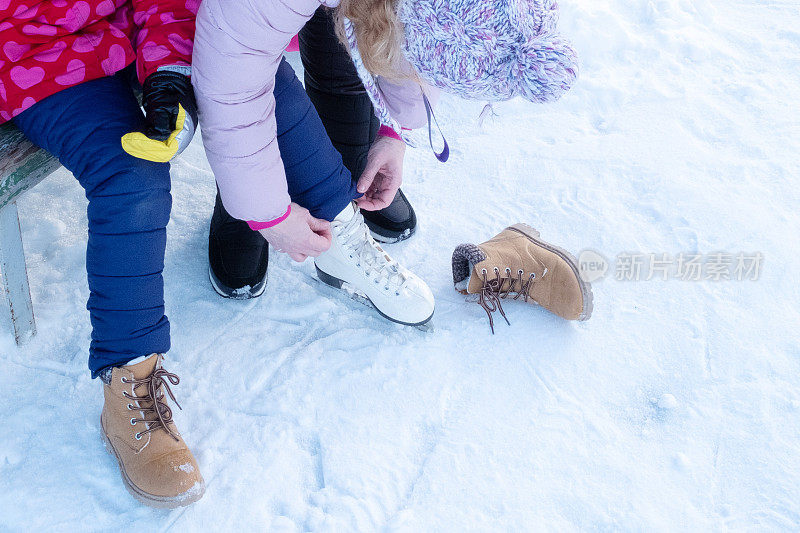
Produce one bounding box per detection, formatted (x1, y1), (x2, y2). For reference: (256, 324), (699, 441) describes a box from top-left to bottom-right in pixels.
(131, 0), (199, 83)
(191, 0), (326, 222)
(376, 56), (441, 130)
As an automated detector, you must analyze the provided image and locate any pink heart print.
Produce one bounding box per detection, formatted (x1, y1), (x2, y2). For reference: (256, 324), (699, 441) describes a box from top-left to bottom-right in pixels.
(135, 28), (149, 47)
(140, 42), (170, 62)
(168, 33), (193, 56)
(71, 36), (94, 53)
(101, 43), (126, 74)
(55, 59), (86, 85)
(185, 0), (200, 13)
(12, 96), (37, 118)
(0, 0), (10, 10)
(33, 41), (67, 63)
(22, 23), (58, 36)
(13, 5), (38, 18)
(0, 79), (6, 101)
(96, 0), (115, 17)
(71, 1), (91, 26)
(55, 1), (90, 32)
(9, 65), (45, 90)
(4, 41), (31, 62)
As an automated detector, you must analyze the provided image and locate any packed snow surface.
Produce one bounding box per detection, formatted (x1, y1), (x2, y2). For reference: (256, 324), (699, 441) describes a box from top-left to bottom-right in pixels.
(2, 0), (799, 530)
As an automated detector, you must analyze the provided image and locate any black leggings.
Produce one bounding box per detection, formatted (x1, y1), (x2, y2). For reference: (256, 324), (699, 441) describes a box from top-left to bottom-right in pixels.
(299, 7), (379, 182)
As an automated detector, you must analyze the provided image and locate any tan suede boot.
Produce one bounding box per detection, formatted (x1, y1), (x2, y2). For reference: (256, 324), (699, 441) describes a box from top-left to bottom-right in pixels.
(100, 354), (204, 508)
(452, 224), (593, 331)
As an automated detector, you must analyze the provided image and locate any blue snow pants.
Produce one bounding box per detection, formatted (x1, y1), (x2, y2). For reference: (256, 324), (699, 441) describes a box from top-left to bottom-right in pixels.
(13, 60), (358, 377)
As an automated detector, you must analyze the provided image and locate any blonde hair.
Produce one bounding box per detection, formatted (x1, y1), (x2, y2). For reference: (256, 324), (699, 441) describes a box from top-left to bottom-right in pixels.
(334, 0), (405, 79)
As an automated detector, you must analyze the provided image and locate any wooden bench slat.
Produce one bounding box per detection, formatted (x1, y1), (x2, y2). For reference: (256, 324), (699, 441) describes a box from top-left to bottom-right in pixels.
(1, 122), (61, 211)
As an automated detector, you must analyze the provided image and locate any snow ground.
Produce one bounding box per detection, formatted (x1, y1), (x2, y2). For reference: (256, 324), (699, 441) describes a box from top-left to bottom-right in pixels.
(2, 0), (800, 530)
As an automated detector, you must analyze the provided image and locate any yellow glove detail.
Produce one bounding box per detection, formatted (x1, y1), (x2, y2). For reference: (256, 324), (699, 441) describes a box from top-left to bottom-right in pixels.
(121, 104), (188, 163)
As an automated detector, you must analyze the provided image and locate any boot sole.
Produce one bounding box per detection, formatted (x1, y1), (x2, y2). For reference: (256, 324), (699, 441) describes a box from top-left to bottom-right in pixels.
(315, 266), (435, 327)
(100, 416), (205, 509)
(369, 229), (414, 244)
(507, 223), (594, 321)
(208, 265), (267, 300)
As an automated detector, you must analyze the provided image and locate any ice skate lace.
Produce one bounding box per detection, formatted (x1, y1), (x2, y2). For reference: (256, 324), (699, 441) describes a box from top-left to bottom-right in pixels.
(122, 368), (182, 441)
(478, 267), (538, 334)
(333, 209), (408, 294)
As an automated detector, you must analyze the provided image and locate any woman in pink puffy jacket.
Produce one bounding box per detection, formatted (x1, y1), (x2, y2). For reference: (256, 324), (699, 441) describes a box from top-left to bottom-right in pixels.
(193, 0), (579, 329)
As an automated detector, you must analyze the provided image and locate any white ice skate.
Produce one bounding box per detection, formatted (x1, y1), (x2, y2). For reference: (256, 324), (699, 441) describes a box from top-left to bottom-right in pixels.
(314, 203), (435, 326)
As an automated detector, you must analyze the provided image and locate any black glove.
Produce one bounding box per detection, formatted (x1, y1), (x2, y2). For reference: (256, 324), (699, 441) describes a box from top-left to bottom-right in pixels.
(122, 70), (198, 162)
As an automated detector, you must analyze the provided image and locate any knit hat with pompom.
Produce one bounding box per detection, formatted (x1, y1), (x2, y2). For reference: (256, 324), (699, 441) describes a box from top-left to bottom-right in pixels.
(398, 0), (578, 103)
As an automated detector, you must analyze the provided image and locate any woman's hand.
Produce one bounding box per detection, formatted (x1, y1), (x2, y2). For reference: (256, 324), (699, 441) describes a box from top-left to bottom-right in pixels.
(355, 135), (406, 211)
(259, 203), (332, 262)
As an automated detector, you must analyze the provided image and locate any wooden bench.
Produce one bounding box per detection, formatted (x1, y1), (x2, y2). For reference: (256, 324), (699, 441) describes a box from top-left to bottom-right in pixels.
(0, 121), (61, 345)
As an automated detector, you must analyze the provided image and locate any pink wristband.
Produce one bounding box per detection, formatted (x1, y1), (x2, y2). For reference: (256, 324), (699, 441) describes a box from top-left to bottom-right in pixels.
(377, 124), (403, 141)
(285, 34), (299, 52)
(247, 205), (291, 231)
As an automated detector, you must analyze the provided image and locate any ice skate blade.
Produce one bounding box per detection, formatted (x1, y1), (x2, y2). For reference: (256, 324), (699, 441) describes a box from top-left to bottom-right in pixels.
(315, 266), (434, 328)
(414, 321), (434, 333)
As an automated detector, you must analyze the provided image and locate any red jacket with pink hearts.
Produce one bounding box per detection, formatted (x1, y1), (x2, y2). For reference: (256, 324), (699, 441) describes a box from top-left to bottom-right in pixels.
(0, 0), (198, 123)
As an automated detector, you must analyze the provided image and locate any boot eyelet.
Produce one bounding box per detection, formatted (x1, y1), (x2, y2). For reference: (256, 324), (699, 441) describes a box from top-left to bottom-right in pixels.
(530, 273), (536, 279)
(481, 268), (487, 274)
(134, 433), (142, 441)
(505, 268), (512, 275)
(120, 377), (128, 384)
(493, 267), (500, 274)
(127, 404), (134, 410)
(518, 269), (524, 275)
(130, 418), (137, 426)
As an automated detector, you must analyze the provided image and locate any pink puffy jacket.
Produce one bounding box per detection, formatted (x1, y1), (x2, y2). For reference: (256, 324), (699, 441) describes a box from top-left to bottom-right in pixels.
(192, 0), (438, 223)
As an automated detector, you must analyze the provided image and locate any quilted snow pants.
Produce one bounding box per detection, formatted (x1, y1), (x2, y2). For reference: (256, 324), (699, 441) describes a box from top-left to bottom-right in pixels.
(13, 68), (172, 377)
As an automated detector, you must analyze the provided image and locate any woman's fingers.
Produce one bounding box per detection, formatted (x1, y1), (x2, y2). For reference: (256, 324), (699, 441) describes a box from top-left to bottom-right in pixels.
(356, 195), (389, 211)
(308, 215), (332, 239)
(289, 252), (307, 262)
(306, 231), (332, 255)
(357, 159), (382, 194)
(355, 195), (378, 210)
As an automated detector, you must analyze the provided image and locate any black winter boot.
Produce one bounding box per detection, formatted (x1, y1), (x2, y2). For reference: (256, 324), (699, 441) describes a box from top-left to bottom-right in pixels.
(300, 7), (417, 243)
(208, 190), (268, 299)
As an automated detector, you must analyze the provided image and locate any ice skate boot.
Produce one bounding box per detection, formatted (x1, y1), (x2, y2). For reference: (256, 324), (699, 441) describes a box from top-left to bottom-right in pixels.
(315, 203), (434, 326)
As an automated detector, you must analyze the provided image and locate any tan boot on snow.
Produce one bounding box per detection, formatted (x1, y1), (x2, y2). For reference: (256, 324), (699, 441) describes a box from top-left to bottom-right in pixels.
(452, 224), (593, 331)
(101, 354), (204, 508)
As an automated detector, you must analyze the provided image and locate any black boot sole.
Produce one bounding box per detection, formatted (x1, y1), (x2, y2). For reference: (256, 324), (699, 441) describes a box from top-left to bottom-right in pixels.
(208, 265), (267, 300)
(365, 222), (416, 244)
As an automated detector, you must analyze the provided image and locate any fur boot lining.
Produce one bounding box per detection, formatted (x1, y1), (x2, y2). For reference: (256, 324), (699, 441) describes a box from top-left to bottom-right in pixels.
(452, 244), (487, 284)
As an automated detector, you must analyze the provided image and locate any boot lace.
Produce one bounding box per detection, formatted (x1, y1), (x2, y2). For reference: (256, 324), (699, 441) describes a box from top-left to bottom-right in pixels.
(333, 209), (408, 294)
(122, 368), (182, 441)
(477, 267), (539, 334)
